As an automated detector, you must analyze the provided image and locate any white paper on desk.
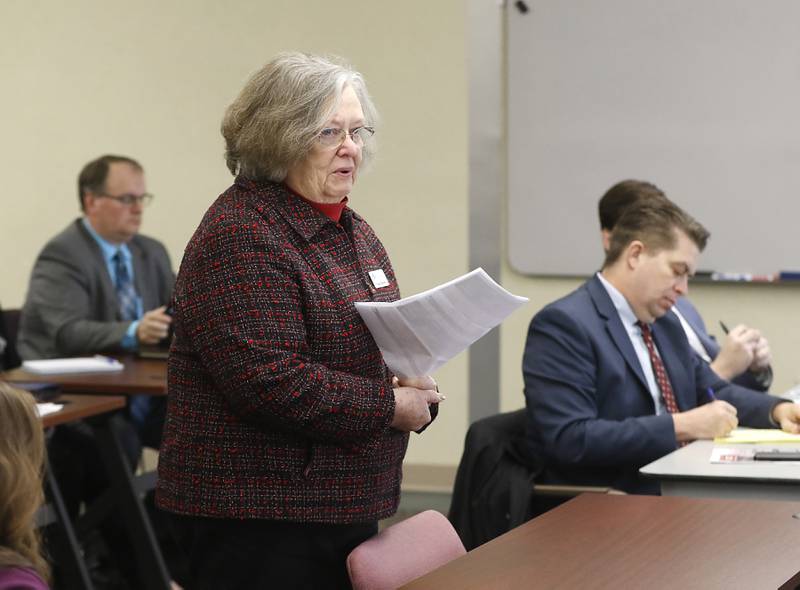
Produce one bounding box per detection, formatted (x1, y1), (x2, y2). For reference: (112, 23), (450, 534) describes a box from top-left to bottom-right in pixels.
(22, 356), (124, 375)
(355, 268), (529, 379)
(36, 403), (63, 417)
(709, 446), (756, 463)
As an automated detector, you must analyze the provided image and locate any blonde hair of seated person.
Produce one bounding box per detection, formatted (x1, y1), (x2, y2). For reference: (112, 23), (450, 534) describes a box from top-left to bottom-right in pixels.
(0, 382), (50, 582)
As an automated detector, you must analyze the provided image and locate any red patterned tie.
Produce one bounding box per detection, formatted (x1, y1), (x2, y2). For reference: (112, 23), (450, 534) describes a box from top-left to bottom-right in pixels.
(638, 322), (680, 414)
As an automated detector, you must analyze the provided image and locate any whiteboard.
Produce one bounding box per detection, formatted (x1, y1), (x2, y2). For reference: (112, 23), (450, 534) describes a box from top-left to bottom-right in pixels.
(507, 0), (800, 276)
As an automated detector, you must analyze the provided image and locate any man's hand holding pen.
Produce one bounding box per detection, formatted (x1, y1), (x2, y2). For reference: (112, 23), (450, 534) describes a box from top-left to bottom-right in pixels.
(712, 321), (771, 380)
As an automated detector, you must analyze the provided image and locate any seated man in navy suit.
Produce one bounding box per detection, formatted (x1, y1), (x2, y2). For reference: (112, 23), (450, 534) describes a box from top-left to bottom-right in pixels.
(598, 180), (772, 391)
(522, 197), (800, 494)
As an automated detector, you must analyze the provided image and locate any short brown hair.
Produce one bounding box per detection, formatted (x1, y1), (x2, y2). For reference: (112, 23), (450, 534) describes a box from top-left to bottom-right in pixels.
(221, 52), (378, 182)
(78, 154), (143, 211)
(598, 180), (666, 231)
(603, 199), (710, 267)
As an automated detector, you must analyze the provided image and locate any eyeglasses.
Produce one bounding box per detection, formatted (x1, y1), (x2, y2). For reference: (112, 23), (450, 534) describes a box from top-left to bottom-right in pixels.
(317, 126), (375, 148)
(96, 193), (154, 207)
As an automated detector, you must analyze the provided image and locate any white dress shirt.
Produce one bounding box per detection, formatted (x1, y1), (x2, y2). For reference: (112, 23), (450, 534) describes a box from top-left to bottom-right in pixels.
(671, 306), (712, 362)
(596, 272), (667, 415)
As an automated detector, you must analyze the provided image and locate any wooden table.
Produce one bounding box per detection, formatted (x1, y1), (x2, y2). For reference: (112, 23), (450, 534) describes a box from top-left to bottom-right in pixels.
(5, 358), (173, 590)
(641, 440), (800, 502)
(41, 394), (125, 427)
(403, 494), (800, 589)
(4, 355), (167, 395)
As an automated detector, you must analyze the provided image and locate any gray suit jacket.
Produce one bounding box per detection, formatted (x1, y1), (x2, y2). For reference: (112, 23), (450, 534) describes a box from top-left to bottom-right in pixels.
(18, 219), (174, 359)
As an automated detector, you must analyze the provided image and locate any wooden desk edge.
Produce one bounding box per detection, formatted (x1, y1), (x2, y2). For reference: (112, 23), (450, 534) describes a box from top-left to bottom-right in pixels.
(41, 394), (126, 428)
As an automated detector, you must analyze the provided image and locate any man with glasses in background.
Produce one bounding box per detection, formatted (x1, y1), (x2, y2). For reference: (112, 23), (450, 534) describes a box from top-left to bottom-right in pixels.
(16, 155), (179, 586)
(19, 154), (173, 367)
(19, 153), (175, 446)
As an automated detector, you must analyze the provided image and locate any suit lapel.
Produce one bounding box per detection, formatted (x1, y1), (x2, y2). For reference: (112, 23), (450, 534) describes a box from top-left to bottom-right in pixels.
(651, 316), (694, 411)
(586, 276), (650, 394)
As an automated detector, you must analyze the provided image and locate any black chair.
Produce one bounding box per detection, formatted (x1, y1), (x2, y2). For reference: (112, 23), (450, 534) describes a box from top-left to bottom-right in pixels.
(448, 409), (623, 550)
(0, 306), (22, 370)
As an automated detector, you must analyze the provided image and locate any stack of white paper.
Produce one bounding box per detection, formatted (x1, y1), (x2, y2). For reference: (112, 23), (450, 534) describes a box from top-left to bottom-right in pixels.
(36, 403), (64, 417)
(22, 356), (124, 375)
(355, 268), (529, 378)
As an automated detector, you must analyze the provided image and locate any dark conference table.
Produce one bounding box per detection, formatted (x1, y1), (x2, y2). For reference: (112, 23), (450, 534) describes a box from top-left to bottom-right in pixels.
(40, 393), (126, 427)
(403, 494), (800, 590)
(5, 357), (172, 590)
(3, 355), (167, 395)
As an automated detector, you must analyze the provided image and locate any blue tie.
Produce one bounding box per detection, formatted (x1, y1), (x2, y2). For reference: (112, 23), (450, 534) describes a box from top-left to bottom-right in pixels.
(114, 251), (139, 321)
(113, 251), (151, 432)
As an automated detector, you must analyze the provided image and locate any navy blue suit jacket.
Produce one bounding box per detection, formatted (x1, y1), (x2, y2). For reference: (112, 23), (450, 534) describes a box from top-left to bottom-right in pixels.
(674, 297), (771, 391)
(522, 275), (781, 494)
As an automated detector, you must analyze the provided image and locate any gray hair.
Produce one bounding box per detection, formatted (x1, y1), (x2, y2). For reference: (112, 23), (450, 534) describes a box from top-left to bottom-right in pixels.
(221, 52), (379, 181)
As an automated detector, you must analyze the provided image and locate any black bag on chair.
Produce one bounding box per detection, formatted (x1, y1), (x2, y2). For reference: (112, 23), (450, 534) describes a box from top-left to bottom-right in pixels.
(448, 409), (540, 550)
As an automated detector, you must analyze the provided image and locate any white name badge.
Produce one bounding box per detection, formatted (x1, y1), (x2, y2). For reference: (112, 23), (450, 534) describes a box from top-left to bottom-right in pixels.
(368, 269), (390, 288)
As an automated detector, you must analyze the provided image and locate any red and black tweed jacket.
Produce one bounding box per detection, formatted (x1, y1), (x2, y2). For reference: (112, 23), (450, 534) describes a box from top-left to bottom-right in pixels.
(156, 177), (421, 523)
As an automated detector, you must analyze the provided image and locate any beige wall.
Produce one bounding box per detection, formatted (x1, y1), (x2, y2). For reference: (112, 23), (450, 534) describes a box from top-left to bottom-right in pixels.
(0, 0), (468, 465)
(3, 1), (798, 470)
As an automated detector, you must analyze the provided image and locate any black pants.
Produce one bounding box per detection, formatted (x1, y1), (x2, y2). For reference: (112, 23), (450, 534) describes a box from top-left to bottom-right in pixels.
(48, 397), (167, 516)
(170, 514), (378, 590)
(48, 413), (142, 518)
(134, 395), (167, 449)
(48, 406), (177, 585)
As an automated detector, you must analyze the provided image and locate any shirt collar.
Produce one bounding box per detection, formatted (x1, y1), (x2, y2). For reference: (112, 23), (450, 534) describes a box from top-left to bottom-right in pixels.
(285, 185), (349, 223)
(233, 177), (360, 242)
(81, 217), (132, 264)
(596, 271), (639, 328)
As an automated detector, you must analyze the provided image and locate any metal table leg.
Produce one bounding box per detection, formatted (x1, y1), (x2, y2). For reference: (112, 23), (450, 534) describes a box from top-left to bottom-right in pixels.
(43, 460), (95, 590)
(90, 416), (171, 590)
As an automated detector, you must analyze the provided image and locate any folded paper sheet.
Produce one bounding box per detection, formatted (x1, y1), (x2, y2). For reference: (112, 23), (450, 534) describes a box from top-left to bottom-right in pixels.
(22, 356), (124, 375)
(36, 402), (64, 417)
(355, 268), (529, 379)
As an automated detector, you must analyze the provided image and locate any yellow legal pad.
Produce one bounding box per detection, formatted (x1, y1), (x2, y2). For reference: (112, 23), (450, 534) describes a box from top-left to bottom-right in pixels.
(714, 428), (800, 444)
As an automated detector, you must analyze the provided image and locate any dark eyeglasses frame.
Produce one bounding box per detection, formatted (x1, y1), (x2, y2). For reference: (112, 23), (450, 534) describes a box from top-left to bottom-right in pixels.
(95, 193), (154, 207)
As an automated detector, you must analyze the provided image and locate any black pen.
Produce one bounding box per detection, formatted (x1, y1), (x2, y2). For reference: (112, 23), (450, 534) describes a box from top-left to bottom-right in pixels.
(719, 320), (729, 334)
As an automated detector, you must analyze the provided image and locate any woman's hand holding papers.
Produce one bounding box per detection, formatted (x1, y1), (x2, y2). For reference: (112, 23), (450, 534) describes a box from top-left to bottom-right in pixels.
(390, 375), (445, 432)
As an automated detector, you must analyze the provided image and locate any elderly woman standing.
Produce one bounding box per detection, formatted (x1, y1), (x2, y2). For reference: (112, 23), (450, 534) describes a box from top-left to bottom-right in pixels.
(156, 53), (443, 589)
